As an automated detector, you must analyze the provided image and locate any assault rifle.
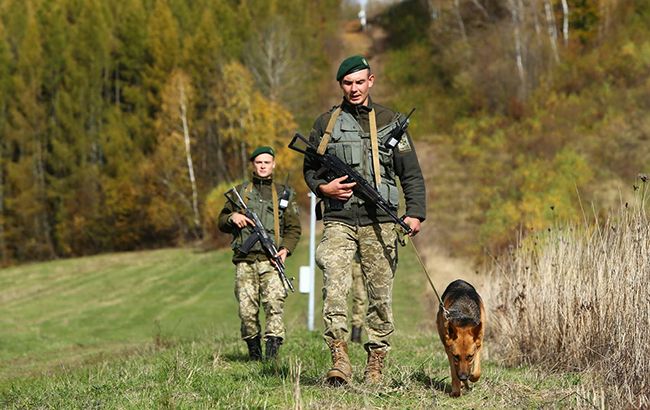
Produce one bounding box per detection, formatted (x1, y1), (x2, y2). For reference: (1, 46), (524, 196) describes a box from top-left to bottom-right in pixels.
(288, 133), (413, 235)
(225, 187), (295, 294)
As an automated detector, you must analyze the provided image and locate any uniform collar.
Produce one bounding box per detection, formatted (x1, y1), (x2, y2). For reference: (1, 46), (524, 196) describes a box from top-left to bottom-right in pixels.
(341, 96), (373, 115)
(251, 173), (274, 186)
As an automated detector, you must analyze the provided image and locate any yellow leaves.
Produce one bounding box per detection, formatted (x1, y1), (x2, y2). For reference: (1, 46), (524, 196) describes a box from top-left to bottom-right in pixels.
(215, 60), (297, 170)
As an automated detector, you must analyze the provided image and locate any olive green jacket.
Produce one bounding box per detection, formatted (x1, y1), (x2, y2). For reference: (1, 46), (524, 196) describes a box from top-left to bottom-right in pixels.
(218, 174), (301, 264)
(303, 98), (426, 226)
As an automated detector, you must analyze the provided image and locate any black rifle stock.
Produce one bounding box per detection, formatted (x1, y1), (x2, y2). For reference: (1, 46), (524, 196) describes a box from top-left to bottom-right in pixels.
(288, 133), (413, 235)
(226, 187), (295, 294)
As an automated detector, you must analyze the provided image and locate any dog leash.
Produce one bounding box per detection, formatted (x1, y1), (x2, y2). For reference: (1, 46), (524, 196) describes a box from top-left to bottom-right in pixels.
(408, 238), (450, 320)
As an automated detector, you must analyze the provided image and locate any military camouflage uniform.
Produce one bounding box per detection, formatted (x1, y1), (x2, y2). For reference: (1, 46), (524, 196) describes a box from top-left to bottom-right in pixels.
(304, 98), (426, 353)
(218, 174), (301, 342)
(350, 252), (367, 329)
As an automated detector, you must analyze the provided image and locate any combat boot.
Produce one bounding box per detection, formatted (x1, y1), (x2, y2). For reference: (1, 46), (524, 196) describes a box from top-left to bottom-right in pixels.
(351, 326), (362, 343)
(364, 348), (387, 384)
(326, 340), (352, 386)
(245, 336), (262, 361)
(265, 336), (283, 360)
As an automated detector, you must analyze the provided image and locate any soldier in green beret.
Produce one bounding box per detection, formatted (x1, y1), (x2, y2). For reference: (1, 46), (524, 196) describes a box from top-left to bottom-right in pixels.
(303, 55), (426, 385)
(218, 146), (301, 361)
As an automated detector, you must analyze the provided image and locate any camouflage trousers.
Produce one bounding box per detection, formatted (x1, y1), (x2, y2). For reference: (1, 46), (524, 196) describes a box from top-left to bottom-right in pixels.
(316, 221), (397, 351)
(350, 254), (367, 328)
(234, 260), (286, 341)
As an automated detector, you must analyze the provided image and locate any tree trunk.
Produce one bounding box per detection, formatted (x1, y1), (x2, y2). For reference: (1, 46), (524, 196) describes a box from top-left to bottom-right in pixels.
(508, 0), (527, 99)
(470, 0), (490, 20)
(560, 0), (569, 47)
(544, 0), (560, 63)
(34, 139), (55, 258)
(178, 82), (201, 235)
(453, 0), (467, 43)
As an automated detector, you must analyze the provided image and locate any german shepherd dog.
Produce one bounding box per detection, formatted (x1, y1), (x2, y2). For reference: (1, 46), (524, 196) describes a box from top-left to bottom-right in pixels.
(436, 279), (485, 397)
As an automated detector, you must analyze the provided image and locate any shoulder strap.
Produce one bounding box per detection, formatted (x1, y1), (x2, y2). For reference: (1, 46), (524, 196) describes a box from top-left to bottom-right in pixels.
(317, 107), (342, 155)
(272, 183), (280, 246)
(369, 108), (381, 188)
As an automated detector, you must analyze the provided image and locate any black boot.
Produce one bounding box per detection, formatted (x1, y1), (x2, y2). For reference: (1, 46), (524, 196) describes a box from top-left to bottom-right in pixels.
(245, 336), (262, 361)
(265, 336), (283, 360)
(351, 326), (362, 343)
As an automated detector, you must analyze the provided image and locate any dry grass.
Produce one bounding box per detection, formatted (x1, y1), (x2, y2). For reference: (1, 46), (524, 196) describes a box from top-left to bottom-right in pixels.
(485, 187), (650, 408)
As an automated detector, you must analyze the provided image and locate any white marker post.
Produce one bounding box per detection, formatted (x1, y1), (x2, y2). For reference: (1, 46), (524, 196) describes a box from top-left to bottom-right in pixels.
(308, 192), (317, 331)
(299, 192), (317, 331)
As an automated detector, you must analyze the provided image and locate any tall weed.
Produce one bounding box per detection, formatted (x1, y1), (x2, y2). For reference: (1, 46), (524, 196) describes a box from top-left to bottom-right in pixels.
(486, 184), (650, 408)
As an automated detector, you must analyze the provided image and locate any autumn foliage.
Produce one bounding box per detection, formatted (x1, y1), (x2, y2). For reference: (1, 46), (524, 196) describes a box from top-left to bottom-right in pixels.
(0, 0), (339, 264)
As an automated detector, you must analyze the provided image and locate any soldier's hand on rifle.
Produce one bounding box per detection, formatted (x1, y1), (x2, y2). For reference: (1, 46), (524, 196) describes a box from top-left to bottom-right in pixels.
(273, 248), (289, 265)
(230, 212), (255, 229)
(318, 175), (356, 201)
(403, 216), (421, 236)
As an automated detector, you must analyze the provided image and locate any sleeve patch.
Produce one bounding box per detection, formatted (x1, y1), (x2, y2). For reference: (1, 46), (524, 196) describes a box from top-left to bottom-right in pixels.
(397, 136), (412, 152)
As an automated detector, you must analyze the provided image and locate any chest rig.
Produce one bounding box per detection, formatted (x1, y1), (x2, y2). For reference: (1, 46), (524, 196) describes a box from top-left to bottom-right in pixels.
(318, 107), (400, 211)
(231, 181), (293, 253)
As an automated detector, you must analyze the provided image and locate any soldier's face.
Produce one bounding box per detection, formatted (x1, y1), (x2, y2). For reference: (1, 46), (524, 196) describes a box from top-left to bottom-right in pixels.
(252, 154), (275, 178)
(340, 69), (374, 106)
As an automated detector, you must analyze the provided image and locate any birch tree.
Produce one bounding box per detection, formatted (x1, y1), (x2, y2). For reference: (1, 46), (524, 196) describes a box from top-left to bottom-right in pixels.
(507, 0), (527, 99)
(560, 0), (569, 46)
(244, 15), (297, 102)
(5, 3), (55, 259)
(177, 73), (201, 230)
(150, 69), (201, 238)
(544, 0), (560, 63)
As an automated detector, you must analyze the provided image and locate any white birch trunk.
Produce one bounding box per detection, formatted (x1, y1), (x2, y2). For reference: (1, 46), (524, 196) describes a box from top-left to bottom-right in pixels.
(178, 82), (201, 231)
(532, 0), (542, 38)
(508, 0), (527, 99)
(544, 0), (560, 63)
(560, 0), (569, 46)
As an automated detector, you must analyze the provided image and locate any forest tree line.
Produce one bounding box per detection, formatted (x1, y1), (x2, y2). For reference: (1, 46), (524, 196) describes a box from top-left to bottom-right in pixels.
(0, 0), (341, 265)
(376, 0), (650, 256)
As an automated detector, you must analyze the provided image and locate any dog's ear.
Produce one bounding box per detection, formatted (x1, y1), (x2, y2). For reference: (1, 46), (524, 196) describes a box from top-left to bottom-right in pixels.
(446, 322), (458, 340)
(472, 321), (483, 341)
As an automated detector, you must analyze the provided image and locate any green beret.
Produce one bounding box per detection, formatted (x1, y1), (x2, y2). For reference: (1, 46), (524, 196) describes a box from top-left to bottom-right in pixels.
(336, 55), (370, 82)
(250, 146), (275, 161)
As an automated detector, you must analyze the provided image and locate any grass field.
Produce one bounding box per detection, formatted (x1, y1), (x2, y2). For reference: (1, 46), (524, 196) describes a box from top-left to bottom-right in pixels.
(0, 241), (584, 408)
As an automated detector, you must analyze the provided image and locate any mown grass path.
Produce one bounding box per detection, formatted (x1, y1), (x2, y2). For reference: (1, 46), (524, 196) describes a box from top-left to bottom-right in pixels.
(0, 245), (578, 408)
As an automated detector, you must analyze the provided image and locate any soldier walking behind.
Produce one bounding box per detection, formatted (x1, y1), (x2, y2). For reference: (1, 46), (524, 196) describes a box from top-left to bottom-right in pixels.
(219, 146), (301, 361)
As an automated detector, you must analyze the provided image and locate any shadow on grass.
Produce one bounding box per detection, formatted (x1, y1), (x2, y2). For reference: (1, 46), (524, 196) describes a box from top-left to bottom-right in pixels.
(257, 361), (323, 386)
(221, 351), (251, 362)
(412, 368), (451, 394)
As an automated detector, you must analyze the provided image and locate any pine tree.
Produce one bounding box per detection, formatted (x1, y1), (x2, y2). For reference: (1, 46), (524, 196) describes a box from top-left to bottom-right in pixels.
(5, 1), (54, 260)
(0, 21), (11, 264)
